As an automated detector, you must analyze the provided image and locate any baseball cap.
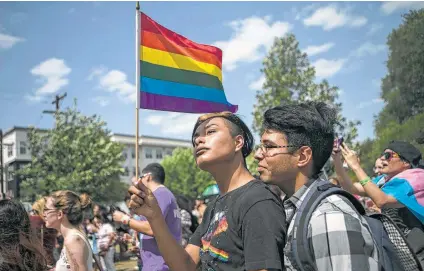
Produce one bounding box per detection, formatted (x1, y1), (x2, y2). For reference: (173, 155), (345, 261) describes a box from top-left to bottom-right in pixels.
(386, 140), (422, 167)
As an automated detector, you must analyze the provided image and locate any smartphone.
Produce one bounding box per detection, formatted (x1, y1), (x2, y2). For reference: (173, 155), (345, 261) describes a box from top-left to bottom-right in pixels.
(336, 136), (344, 150)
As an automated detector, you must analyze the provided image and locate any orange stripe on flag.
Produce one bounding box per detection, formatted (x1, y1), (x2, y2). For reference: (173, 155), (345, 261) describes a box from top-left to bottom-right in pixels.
(141, 12), (222, 60)
(142, 31), (222, 69)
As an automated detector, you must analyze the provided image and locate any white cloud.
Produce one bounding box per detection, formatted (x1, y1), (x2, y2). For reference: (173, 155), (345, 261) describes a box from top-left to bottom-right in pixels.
(146, 112), (201, 135)
(213, 16), (292, 71)
(357, 98), (384, 109)
(303, 42), (335, 57)
(89, 67), (136, 103)
(313, 58), (346, 78)
(30, 58), (71, 100)
(87, 66), (107, 81)
(303, 5), (367, 30)
(381, 1), (424, 15)
(353, 42), (386, 57)
(367, 23), (384, 36)
(294, 4), (319, 21)
(249, 75), (266, 91)
(0, 33), (25, 49)
(92, 96), (110, 107)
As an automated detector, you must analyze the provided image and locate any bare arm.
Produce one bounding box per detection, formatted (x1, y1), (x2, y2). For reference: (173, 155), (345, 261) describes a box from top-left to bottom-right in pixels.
(128, 219), (154, 236)
(128, 182), (200, 271)
(64, 234), (90, 271)
(341, 144), (402, 209)
(332, 152), (366, 196)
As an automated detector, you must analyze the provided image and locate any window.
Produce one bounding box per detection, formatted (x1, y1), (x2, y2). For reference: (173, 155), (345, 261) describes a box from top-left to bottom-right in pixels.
(131, 149), (136, 159)
(166, 149), (173, 156)
(123, 167), (129, 176)
(156, 149), (163, 159)
(145, 148), (152, 159)
(20, 141), (27, 155)
(132, 167), (136, 176)
(122, 151), (128, 160)
(7, 145), (13, 157)
(7, 170), (14, 181)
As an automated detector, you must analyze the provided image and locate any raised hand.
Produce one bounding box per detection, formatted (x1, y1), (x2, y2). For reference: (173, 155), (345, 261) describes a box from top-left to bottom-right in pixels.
(128, 174), (162, 220)
(340, 143), (361, 170)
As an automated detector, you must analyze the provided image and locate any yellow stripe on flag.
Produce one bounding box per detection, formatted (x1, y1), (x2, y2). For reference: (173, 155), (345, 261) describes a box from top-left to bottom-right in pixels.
(141, 46), (223, 83)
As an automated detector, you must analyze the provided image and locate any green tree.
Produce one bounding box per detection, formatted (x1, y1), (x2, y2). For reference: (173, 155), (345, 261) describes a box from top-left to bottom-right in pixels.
(252, 34), (360, 146)
(375, 9), (424, 133)
(18, 101), (127, 203)
(359, 9), (424, 171)
(161, 147), (214, 198)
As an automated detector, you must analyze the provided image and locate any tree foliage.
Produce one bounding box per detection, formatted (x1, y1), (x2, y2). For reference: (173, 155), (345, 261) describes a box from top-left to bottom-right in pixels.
(359, 9), (424, 172)
(252, 34), (360, 146)
(161, 147), (215, 198)
(18, 101), (127, 203)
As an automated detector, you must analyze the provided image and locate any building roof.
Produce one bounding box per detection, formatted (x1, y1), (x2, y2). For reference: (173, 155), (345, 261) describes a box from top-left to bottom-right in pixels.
(2, 126), (191, 145)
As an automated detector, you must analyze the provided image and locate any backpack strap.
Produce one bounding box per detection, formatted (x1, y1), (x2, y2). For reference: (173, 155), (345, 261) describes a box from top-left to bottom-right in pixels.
(291, 180), (366, 271)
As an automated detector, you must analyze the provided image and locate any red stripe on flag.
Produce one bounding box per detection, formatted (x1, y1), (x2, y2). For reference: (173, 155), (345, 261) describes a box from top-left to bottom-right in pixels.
(140, 12), (222, 61)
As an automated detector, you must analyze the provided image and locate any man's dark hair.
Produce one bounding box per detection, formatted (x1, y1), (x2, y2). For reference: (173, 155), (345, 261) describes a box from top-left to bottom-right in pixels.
(263, 102), (338, 177)
(191, 111), (254, 159)
(142, 163), (166, 184)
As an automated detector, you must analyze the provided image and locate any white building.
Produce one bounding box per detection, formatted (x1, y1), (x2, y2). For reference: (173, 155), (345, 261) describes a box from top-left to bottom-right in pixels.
(1, 126), (192, 198)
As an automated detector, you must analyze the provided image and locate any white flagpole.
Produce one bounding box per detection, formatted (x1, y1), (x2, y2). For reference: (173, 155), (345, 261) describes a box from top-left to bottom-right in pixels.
(135, 2), (141, 180)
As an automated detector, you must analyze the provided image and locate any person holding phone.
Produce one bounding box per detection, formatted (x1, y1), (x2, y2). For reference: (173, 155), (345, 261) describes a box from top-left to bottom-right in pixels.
(126, 112), (286, 271)
(113, 163), (182, 271)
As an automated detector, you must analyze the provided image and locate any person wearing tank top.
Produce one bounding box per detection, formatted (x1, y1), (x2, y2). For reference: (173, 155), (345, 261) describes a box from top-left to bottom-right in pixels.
(44, 190), (95, 271)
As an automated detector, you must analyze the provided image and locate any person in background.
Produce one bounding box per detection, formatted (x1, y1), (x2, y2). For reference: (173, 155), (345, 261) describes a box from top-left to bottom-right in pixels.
(113, 163), (182, 271)
(93, 214), (117, 271)
(175, 194), (195, 247)
(336, 140), (424, 265)
(0, 199), (49, 271)
(30, 197), (57, 267)
(127, 112), (286, 271)
(44, 191), (94, 271)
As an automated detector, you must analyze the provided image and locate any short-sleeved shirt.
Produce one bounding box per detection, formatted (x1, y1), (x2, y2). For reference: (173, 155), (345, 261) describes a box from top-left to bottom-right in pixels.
(138, 186), (182, 271)
(189, 179), (286, 270)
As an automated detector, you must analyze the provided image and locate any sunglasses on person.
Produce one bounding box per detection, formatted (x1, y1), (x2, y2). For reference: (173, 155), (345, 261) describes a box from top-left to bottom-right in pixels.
(380, 151), (401, 161)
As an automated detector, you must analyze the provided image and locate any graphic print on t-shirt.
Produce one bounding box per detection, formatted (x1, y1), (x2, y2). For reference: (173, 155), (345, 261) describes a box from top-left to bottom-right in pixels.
(200, 211), (230, 262)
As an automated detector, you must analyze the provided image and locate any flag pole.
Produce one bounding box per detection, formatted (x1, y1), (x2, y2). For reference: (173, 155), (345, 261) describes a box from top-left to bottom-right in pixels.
(135, 1), (141, 180)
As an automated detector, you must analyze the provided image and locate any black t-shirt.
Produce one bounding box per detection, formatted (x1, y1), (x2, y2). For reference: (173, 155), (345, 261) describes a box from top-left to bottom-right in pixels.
(189, 180), (286, 271)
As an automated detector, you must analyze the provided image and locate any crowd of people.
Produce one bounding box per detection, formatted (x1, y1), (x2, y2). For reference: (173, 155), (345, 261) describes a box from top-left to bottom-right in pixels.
(1, 101), (423, 271)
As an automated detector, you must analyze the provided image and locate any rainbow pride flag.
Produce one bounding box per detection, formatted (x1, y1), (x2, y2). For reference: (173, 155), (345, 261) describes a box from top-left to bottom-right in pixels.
(375, 168), (424, 223)
(139, 13), (238, 113)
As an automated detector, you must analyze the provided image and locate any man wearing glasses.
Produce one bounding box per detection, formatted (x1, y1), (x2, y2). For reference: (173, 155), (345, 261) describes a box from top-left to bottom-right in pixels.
(254, 102), (380, 271)
(338, 140), (424, 266)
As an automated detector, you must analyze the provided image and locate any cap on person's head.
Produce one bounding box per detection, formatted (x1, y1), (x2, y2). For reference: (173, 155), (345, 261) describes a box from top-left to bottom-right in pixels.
(386, 140), (422, 167)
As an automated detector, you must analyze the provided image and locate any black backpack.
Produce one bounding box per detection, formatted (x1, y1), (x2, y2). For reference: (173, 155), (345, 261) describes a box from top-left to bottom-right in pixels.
(291, 180), (423, 271)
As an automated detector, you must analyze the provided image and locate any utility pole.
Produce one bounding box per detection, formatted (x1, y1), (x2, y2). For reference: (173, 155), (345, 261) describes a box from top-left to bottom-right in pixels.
(43, 92), (67, 127)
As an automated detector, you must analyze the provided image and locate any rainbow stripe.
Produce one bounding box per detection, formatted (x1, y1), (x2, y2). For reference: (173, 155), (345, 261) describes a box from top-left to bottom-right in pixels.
(201, 239), (230, 262)
(139, 13), (237, 113)
(377, 168), (424, 223)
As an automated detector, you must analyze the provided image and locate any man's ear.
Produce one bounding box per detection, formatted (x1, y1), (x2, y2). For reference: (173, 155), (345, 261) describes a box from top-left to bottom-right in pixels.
(297, 146), (313, 168)
(234, 134), (245, 153)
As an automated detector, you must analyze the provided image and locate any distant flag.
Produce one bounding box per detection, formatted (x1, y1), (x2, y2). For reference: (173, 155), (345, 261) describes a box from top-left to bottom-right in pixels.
(138, 12), (238, 113)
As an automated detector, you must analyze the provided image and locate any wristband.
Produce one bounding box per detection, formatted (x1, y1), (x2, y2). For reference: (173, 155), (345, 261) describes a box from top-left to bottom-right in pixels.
(359, 177), (371, 186)
(122, 215), (131, 225)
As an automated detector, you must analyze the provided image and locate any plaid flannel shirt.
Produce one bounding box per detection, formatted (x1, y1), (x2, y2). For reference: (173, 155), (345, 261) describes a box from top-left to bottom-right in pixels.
(283, 180), (380, 271)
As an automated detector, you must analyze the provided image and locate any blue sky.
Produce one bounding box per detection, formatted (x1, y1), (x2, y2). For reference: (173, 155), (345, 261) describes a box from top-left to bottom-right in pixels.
(1, 1), (424, 143)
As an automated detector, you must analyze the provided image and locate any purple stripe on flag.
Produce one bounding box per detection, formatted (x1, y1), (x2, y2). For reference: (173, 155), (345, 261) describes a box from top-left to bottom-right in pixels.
(140, 92), (238, 113)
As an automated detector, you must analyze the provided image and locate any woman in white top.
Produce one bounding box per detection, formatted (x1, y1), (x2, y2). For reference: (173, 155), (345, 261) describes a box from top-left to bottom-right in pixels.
(44, 190), (94, 271)
(93, 215), (116, 271)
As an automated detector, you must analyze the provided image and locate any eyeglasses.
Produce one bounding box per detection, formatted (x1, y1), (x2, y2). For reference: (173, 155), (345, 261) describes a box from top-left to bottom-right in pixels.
(254, 143), (297, 157)
(380, 151), (401, 161)
(43, 207), (58, 214)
